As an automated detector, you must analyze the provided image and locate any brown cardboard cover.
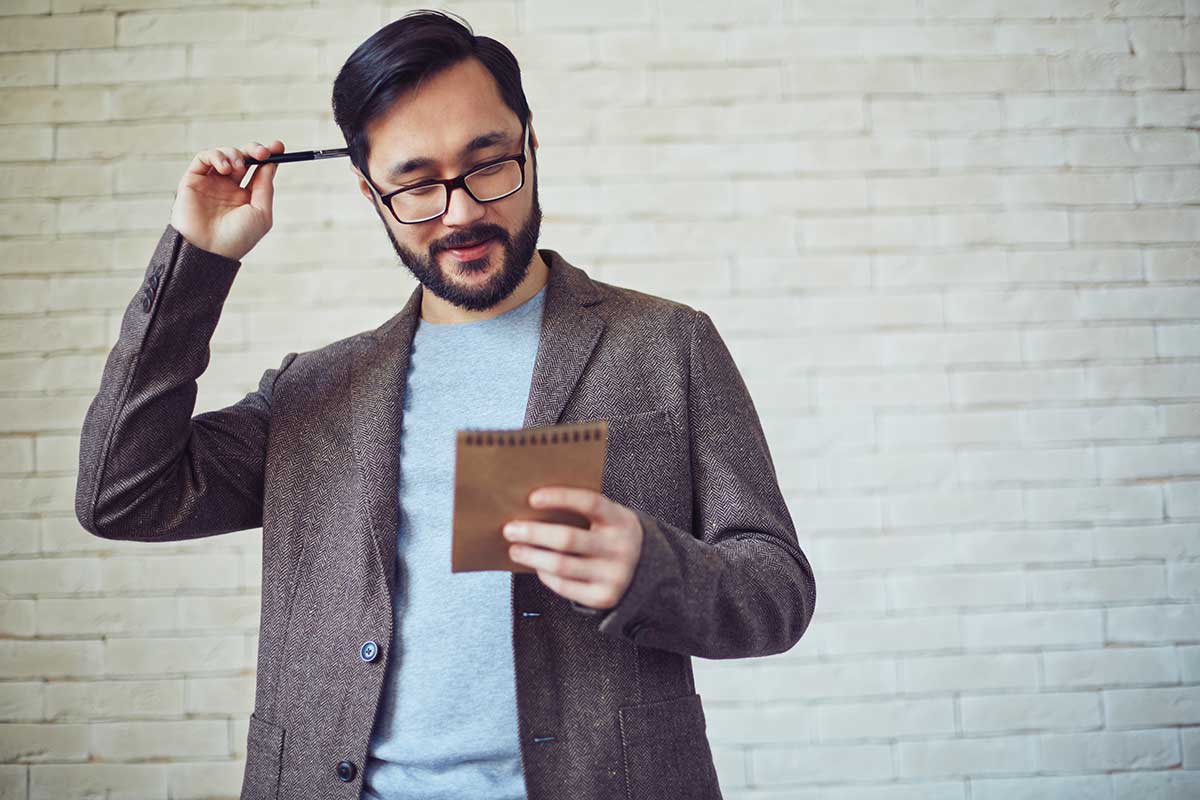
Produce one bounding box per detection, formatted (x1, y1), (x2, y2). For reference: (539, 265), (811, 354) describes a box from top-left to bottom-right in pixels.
(451, 419), (608, 573)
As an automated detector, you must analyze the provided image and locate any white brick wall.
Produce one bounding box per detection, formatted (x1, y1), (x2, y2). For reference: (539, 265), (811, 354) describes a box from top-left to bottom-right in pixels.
(0, 0), (1197, 798)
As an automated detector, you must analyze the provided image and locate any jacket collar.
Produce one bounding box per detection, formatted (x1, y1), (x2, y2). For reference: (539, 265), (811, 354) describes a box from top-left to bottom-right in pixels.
(350, 248), (607, 596)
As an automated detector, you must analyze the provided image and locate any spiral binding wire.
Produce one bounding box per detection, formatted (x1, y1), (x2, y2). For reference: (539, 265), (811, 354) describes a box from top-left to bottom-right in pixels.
(459, 424), (606, 447)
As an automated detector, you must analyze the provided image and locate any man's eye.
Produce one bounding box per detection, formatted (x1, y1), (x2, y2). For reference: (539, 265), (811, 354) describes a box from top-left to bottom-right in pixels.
(404, 185), (437, 196)
(474, 163), (504, 176)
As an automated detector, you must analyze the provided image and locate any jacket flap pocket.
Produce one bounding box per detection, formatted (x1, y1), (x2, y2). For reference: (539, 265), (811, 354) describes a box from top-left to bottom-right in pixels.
(618, 693), (723, 799)
(242, 712), (285, 800)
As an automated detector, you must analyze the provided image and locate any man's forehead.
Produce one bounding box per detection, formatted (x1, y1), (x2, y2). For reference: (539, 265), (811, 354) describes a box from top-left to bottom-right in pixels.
(376, 120), (523, 182)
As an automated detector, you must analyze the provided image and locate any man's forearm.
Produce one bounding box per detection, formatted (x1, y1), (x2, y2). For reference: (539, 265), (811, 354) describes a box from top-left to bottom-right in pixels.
(75, 224), (272, 541)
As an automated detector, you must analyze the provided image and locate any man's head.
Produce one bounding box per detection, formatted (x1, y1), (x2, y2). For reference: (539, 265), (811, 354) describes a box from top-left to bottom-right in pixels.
(332, 10), (542, 313)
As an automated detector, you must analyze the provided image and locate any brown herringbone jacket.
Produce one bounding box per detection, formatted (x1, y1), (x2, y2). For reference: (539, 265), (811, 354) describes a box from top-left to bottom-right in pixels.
(75, 223), (817, 800)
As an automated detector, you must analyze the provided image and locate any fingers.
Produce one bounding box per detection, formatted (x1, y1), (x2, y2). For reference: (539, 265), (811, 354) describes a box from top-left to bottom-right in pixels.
(185, 140), (285, 181)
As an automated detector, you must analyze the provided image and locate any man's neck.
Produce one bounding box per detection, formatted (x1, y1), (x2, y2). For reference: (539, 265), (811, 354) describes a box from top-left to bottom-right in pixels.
(419, 250), (549, 325)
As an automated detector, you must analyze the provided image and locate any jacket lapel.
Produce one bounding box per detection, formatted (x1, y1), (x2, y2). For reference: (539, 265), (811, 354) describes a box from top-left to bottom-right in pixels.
(350, 249), (607, 597)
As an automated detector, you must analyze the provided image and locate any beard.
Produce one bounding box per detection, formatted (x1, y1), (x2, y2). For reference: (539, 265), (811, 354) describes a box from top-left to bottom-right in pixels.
(375, 174), (543, 313)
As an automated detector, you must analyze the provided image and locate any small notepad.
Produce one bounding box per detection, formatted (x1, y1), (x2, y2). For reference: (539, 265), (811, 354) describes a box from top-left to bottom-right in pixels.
(450, 419), (609, 573)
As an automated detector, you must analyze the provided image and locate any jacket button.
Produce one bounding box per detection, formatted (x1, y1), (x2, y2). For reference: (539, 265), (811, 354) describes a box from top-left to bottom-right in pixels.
(140, 295), (151, 313)
(359, 640), (379, 662)
(336, 760), (357, 782)
(148, 274), (159, 289)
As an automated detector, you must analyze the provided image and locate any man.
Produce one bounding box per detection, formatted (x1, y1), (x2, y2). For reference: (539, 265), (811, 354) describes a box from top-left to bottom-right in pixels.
(75, 10), (816, 800)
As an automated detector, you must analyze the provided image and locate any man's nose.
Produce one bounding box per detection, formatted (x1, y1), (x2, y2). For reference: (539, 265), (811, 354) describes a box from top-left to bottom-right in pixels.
(441, 184), (486, 227)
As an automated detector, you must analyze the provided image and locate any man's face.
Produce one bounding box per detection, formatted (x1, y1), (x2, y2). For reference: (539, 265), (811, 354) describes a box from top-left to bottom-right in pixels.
(353, 57), (542, 313)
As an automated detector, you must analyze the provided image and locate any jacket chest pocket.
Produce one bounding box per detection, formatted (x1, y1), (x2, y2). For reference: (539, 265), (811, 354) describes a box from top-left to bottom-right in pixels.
(618, 692), (723, 799)
(599, 408), (685, 514)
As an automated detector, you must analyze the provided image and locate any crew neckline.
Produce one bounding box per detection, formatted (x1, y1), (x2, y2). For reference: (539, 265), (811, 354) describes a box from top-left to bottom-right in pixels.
(417, 283), (546, 332)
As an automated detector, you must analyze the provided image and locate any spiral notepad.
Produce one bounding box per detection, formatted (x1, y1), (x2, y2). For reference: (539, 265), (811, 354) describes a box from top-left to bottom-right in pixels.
(450, 419), (609, 573)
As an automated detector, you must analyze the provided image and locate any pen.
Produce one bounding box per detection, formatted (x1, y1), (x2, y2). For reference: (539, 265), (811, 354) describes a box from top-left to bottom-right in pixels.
(242, 148), (350, 166)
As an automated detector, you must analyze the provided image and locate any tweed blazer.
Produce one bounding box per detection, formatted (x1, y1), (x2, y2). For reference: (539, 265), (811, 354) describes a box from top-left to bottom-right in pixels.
(75, 223), (817, 800)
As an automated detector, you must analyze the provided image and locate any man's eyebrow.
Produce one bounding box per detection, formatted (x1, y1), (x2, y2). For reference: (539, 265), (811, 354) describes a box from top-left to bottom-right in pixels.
(385, 130), (515, 183)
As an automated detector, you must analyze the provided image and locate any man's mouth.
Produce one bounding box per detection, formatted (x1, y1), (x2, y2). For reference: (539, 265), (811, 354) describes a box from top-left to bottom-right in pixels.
(446, 236), (497, 260)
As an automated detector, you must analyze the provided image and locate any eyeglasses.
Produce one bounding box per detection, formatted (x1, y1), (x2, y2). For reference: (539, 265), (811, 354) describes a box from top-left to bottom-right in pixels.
(367, 123), (530, 225)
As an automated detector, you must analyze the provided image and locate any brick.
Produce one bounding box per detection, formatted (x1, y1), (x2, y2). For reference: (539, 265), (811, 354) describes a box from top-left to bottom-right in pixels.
(890, 570), (1026, 611)
(1111, 772), (1200, 800)
(818, 614), (961, 656)
(0, 724), (87, 762)
(753, 742), (893, 784)
(961, 691), (1101, 733)
(1168, 480), (1200, 517)
(0, 53), (54, 87)
(1007, 93), (1137, 128)
(705, 704), (816, 745)
(755, 659), (897, 701)
(37, 597), (174, 636)
(939, 133), (1067, 167)
(104, 635), (246, 676)
(45, 680), (184, 720)
(1137, 265), (1200, 317)
(0, 125), (53, 160)
(0, 12), (114, 52)
(1025, 485), (1163, 523)
(99, 554), (241, 592)
(1105, 685), (1200, 727)
(1029, 565), (1167, 603)
(0, 682), (42, 721)
(0, 765), (26, 800)
(965, 609), (1104, 649)
(787, 60), (916, 93)
(952, 366), (1086, 405)
(971, 775), (1114, 800)
(29, 763), (166, 799)
(167, 761), (245, 800)
(1043, 646), (1179, 687)
(918, 57), (1051, 92)
(900, 735), (1031, 777)
(955, 528), (1092, 566)
(90, 719), (228, 760)
(1023, 324), (1157, 361)
(1169, 563), (1200, 598)
(117, 8), (247, 45)
(820, 533), (957, 572)
(58, 47), (186, 85)
(1098, 442), (1200, 480)
(1051, 54), (1185, 90)
(1039, 729), (1179, 770)
(818, 698), (956, 740)
(1094, 522), (1200, 560)
(1068, 131), (1200, 166)
(1108, 602), (1200, 642)
(0, 557), (100, 595)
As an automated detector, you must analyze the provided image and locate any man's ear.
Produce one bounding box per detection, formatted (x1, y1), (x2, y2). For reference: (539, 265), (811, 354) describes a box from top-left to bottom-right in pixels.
(350, 164), (375, 203)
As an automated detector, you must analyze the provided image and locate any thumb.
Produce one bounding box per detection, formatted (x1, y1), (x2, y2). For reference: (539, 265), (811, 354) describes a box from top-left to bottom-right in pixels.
(247, 160), (277, 214)
(248, 141), (283, 214)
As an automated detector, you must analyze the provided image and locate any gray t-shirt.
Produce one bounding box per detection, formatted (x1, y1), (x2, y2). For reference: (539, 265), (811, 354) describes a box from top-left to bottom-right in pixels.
(362, 283), (546, 800)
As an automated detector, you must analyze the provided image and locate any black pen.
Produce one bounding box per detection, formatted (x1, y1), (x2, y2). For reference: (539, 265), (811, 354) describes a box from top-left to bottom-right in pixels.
(243, 148), (350, 166)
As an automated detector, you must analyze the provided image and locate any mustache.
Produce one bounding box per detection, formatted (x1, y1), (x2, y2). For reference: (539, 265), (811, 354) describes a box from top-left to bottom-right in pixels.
(432, 225), (508, 253)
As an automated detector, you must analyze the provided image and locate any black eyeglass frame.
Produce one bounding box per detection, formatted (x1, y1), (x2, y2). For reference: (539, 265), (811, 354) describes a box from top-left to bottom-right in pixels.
(364, 122), (530, 225)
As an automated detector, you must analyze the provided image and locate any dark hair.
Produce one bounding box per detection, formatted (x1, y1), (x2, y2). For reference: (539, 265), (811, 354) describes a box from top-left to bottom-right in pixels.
(331, 9), (532, 184)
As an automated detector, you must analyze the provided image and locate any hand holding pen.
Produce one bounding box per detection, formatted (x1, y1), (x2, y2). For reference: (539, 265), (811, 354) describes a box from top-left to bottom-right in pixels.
(169, 140), (293, 262)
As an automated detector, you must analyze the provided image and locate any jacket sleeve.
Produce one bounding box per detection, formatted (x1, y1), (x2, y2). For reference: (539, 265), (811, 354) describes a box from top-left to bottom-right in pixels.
(594, 308), (817, 660)
(75, 223), (297, 542)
